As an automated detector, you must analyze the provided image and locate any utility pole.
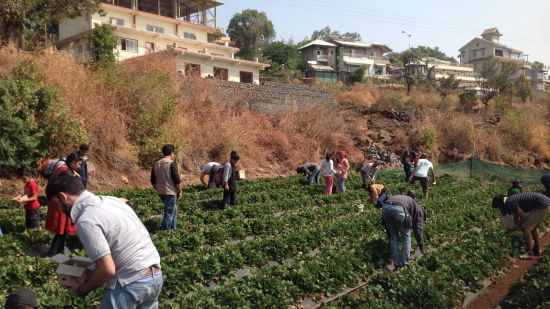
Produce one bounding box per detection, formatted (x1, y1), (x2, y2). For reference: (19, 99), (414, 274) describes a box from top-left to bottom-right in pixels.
(402, 30), (412, 49)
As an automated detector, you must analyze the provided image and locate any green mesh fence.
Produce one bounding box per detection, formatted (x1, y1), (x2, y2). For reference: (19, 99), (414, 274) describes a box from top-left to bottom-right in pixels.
(381, 157), (549, 184)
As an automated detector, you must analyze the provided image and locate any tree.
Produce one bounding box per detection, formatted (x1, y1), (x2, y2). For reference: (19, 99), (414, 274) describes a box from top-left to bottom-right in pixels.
(0, 60), (86, 174)
(514, 74), (532, 102)
(262, 41), (301, 69)
(350, 66), (367, 84)
(0, 0), (102, 48)
(261, 41), (302, 82)
(89, 23), (118, 67)
(438, 74), (460, 101)
(477, 57), (517, 108)
(207, 28), (226, 43)
(309, 26), (361, 42)
(389, 46), (456, 66)
(227, 9), (275, 60)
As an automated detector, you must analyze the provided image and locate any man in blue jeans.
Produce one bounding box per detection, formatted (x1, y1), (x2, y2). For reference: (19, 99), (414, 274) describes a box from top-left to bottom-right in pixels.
(151, 144), (182, 230)
(296, 163), (321, 185)
(46, 174), (163, 308)
(381, 190), (426, 269)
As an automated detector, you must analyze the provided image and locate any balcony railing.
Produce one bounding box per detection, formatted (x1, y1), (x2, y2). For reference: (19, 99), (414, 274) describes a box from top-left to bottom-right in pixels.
(344, 54), (389, 61)
(316, 55), (329, 62)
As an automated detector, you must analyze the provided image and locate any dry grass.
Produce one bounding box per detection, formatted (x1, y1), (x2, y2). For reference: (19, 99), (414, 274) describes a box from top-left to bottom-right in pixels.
(1, 48), (549, 193)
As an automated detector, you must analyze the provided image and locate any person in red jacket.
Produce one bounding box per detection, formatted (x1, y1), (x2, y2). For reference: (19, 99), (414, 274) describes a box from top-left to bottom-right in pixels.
(40, 158), (78, 256)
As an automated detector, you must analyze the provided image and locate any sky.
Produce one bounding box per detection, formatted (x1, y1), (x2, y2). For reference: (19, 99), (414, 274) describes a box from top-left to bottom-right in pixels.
(216, 0), (550, 65)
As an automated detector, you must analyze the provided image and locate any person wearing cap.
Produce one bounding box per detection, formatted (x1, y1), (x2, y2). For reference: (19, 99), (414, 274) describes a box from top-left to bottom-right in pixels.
(151, 144), (182, 230)
(76, 144), (90, 189)
(492, 193), (550, 259)
(5, 287), (39, 309)
(296, 163), (321, 185)
(46, 174), (163, 307)
(335, 150), (350, 193)
(508, 179), (523, 196)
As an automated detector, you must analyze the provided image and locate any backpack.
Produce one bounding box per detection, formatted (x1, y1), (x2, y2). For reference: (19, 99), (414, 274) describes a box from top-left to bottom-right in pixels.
(40, 159), (65, 180)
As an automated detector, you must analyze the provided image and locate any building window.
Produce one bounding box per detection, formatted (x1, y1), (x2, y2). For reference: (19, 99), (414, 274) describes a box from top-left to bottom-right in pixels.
(110, 17), (125, 26)
(240, 71), (253, 83)
(495, 49), (503, 57)
(183, 32), (196, 40)
(481, 49), (485, 57)
(146, 24), (164, 34)
(121, 38), (138, 52)
(472, 51), (477, 58)
(145, 42), (155, 54)
(214, 67), (229, 80)
(77, 45), (83, 53)
(185, 63), (201, 76)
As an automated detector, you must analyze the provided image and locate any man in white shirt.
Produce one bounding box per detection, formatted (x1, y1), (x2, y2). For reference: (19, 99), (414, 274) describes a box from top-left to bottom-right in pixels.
(200, 162), (222, 188)
(409, 154), (436, 199)
(46, 174), (162, 308)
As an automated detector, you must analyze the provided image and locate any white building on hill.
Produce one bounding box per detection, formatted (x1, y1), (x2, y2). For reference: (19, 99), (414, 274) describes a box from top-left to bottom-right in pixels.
(56, 0), (268, 84)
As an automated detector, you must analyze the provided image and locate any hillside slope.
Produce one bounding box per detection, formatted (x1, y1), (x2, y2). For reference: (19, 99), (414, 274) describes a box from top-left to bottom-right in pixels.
(0, 48), (548, 194)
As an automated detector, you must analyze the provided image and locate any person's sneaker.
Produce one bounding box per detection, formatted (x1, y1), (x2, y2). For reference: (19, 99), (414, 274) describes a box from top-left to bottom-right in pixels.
(519, 252), (533, 260)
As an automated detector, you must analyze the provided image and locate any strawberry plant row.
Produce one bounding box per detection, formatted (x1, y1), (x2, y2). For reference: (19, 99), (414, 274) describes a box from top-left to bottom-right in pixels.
(500, 246), (550, 308)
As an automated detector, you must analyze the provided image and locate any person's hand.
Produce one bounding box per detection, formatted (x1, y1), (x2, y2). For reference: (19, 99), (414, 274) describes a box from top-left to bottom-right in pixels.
(177, 191), (183, 200)
(224, 184), (229, 191)
(421, 247), (427, 255)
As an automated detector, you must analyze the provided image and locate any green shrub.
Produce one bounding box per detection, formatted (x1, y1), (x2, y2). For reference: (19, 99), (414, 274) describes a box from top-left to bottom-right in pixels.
(459, 91), (477, 110)
(0, 60), (87, 174)
(421, 127), (438, 151)
(89, 23), (119, 67)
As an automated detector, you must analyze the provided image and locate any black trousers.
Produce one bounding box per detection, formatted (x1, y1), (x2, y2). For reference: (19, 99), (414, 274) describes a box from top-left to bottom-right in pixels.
(221, 189), (237, 208)
(49, 234), (80, 255)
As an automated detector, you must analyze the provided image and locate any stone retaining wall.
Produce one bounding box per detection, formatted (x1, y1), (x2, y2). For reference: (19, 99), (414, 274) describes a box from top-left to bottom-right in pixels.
(209, 80), (335, 113)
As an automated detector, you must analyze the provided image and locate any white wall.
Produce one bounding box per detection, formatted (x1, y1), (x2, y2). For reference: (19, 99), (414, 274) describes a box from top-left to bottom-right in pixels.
(177, 54), (261, 84)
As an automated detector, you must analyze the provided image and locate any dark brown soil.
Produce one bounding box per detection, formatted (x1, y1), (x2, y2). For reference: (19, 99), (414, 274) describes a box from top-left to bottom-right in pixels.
(465, 231), (550, 309)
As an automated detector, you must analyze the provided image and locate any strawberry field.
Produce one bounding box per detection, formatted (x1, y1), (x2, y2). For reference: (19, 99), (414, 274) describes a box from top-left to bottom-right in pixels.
(0, 173), (548, 308)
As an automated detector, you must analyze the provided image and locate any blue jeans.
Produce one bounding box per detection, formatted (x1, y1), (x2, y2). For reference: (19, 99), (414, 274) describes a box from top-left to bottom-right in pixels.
(307, 168), (320, 185)
(336, 177), (346, 193)
(159, 195), (177, 230)
(382, 203), (411, 267)
(100, 272), (163, 309)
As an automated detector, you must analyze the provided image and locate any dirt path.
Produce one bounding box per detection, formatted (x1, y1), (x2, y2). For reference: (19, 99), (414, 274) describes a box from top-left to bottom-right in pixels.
(465, 231), (550, 309)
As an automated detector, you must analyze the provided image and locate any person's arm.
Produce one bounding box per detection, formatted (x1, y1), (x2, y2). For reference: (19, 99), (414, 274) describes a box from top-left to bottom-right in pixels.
(343, 159), (350, 172)
(330, 161), (336, 174)
(72, 254), (116, 297)
(200, 171), (208, 186)
(150, 166), (156, 188)
(223, 164), (231, 191)
(514, 208), (527, 227)
(170, 161), (182, 198)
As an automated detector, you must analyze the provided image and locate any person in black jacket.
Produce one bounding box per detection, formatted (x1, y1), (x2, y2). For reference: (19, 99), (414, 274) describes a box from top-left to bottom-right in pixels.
(220, 151), (240, 209)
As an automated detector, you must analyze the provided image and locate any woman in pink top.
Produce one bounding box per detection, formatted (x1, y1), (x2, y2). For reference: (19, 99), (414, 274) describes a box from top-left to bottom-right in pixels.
(336, 150), (350, 193)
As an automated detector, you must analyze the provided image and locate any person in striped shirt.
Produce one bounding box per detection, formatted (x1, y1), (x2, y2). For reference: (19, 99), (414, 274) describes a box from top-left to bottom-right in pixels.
(492, 192), (550, 259)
